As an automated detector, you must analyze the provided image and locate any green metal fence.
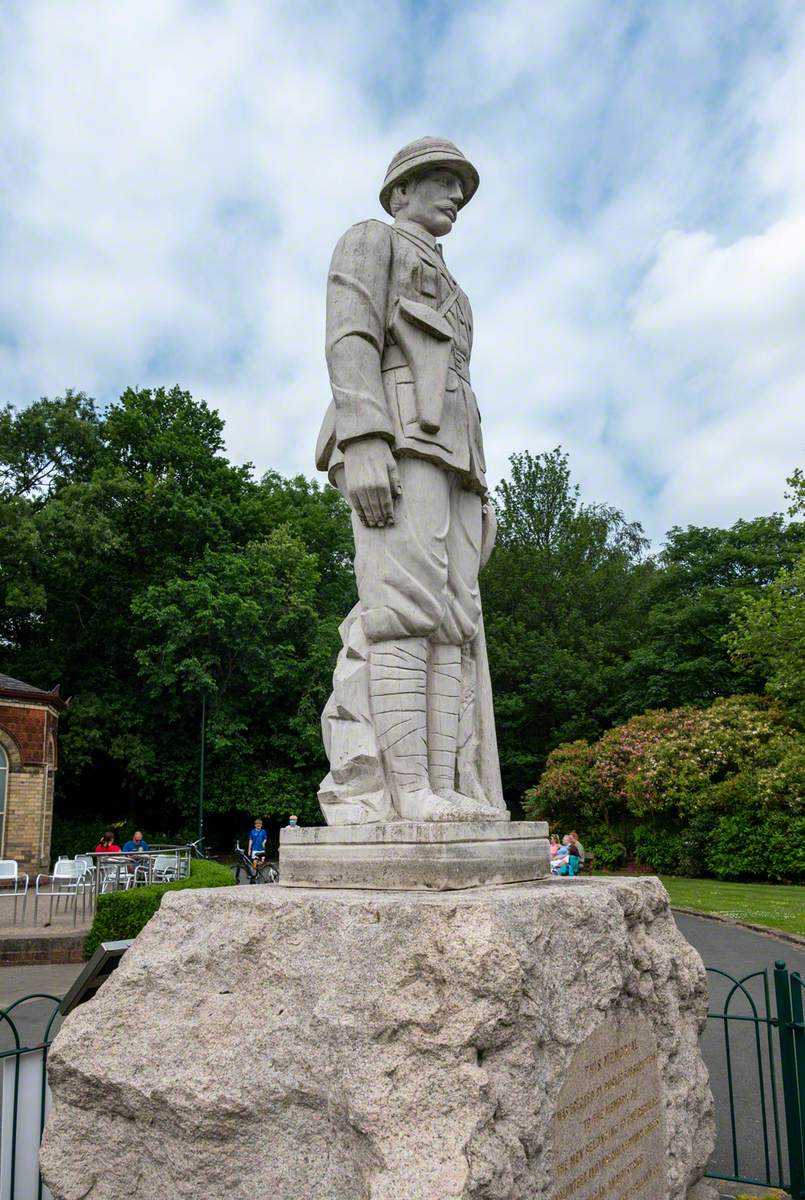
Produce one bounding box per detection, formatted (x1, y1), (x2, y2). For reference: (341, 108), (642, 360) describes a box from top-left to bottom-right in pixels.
(705, 959), (805, 1199)
(0, 994), (61, 1200)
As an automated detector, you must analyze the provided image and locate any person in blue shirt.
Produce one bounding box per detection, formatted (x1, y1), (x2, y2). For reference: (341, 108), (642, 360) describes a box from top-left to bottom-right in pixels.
(248, 819), (267, 861)
(122, 831), (149, 852)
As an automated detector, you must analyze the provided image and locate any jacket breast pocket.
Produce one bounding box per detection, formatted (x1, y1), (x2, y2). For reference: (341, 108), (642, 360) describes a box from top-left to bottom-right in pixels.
(419, 261), (439, 300)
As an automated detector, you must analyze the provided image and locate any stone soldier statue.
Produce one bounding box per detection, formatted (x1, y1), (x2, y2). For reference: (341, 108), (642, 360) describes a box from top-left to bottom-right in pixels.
(316, 137), (507, 825)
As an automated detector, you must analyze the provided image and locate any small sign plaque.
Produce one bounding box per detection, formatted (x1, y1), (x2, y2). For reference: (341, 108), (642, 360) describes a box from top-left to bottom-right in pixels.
(549, 1014), (667, 1200)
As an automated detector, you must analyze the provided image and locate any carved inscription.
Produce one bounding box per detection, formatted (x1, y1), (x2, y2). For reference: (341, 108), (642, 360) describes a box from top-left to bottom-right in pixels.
(549, 1015), (666, 1200)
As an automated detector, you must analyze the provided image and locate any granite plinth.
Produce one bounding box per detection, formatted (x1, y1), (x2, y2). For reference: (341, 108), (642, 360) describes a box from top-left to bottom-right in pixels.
(279, 818), (549, 889)
(41, 878), (716, 1200)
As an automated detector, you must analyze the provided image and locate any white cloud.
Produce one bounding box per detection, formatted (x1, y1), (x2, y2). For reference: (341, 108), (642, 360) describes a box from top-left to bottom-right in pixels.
(1, 0), (803, 543)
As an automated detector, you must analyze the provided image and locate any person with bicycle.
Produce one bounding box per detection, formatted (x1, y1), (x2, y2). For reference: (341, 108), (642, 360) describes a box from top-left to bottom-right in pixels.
(248, 818), (267, 863)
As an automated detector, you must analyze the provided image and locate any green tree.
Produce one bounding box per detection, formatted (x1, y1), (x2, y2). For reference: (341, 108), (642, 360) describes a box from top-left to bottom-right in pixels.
(620, 515), (805, 714)
(482, 448), (650, 800)
(0, 388), (353, 841)
(727, 470), (805, 726)
(131, 530), (325, 822)
(0, 391), (103, 624)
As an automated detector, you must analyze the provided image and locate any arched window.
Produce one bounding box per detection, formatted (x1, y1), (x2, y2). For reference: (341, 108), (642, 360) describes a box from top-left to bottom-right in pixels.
(0, 745), (7, 858)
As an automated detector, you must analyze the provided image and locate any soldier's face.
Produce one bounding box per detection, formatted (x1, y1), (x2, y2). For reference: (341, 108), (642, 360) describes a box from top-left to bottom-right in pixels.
(402, 170), (464, 236)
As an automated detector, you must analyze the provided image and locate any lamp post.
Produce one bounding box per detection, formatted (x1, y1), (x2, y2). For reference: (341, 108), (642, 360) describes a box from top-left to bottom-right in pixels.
(198, 693), (206, 844)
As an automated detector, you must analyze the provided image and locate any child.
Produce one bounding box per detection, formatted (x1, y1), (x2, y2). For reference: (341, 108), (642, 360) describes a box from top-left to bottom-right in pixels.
(248, 818), (268, 861)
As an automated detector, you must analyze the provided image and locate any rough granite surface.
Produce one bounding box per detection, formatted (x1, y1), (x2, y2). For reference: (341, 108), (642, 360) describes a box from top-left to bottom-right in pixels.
(41, 877), (715, 1200)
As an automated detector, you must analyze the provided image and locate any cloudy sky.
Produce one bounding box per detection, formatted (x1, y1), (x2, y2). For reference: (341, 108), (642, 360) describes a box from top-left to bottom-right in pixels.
(2, 0), (804, 542)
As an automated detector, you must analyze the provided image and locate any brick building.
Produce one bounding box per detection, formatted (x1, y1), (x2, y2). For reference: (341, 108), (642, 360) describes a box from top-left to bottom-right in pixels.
(0, 674), (66, 871)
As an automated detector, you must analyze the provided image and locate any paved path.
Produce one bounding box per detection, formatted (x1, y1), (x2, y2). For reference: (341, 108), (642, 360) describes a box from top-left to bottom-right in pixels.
(675, 912), (805, 1190)
(0, 962), (83, 1049)
(675, 911), (805, 978)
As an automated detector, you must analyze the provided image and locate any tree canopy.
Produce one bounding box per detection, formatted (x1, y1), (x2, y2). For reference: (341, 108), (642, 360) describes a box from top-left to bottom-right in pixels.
(727, 471), (805, 727)
(482, 447), (651, 799)
(1, 388), (354, 841)
(619, 515), (804, 714)
(1, 390), (801, 859)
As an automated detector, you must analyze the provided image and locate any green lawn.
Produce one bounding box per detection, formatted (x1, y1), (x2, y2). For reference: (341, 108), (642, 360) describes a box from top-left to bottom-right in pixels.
(655, 876), (805, 937)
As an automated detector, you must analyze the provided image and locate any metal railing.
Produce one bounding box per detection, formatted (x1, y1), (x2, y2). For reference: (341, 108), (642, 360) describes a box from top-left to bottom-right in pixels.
(705, 959), (804, 1199)
(0, 847), (195, 928)
(83, 846), (192, 915)
(0, 994), (61, 1200)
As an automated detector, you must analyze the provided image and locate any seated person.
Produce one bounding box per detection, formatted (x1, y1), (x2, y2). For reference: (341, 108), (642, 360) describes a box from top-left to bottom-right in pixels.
(122, 831), (149, 853)
(549, 834), (560, 859)
(95, 831), (121, 853)
(248, 818), (267, 861)
(553, 836), (578, 877)
(568, 830), (585, 867)
(551, 840), (570, 875)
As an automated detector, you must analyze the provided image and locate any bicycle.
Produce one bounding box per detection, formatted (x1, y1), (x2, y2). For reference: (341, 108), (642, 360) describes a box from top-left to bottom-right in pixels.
(233, 841), (279, 885)
(187, 838), (214, 860)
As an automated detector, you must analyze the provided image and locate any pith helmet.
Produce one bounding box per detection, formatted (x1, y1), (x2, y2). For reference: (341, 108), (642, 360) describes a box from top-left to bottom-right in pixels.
(379, 136), (479, 215)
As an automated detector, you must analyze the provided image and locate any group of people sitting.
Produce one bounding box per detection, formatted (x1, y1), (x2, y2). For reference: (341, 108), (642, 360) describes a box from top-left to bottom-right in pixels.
(94, 830), (150, 853)
(549, 831), (585, 876)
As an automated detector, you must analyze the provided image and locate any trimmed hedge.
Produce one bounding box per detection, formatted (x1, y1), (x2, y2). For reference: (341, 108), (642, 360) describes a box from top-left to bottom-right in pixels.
(85, 858), (235, 956)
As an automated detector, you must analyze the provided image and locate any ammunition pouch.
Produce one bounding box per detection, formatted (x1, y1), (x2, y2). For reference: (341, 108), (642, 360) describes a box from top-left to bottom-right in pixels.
(389, 296), (453, 434)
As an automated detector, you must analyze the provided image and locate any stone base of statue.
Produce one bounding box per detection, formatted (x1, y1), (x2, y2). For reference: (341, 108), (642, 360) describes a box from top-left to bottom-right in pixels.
(279, 819), (550, 889)
(41, 878), (716, 1200)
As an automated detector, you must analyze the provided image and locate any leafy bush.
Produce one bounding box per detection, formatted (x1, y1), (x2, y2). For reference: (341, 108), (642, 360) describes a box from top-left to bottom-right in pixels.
(706, 814), (805, 883)
(632, 825), (684, 874)
(582, 828), (627, 871)
(524, 694), (805, 881)
(51, 815), (127, 860)
(523, 741), (603, 830)
(85, 858), (234, 956)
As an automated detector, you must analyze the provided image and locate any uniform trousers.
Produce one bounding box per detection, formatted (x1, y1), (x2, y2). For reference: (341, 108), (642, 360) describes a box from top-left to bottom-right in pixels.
(352, 456), (483, 646)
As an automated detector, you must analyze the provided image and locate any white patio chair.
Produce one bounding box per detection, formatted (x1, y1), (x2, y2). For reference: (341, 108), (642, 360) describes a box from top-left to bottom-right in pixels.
(151, 854), (179, 883)
(97, 855), (128, 893)
(75, 854), (96, 883)
(0, 859), (29, 923)
(34, 859), (87, 926)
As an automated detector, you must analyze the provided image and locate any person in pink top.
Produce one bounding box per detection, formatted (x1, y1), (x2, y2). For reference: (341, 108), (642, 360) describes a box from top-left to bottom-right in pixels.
(94, 831), (121, 853)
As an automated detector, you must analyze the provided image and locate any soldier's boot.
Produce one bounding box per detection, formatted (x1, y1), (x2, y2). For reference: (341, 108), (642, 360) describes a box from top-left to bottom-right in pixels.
(370, 638), (465, 822)
(428, 642), (504, 820)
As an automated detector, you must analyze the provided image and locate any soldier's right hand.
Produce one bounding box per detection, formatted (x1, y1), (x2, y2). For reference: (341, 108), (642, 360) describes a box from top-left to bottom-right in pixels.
(343, 438), (402, 527)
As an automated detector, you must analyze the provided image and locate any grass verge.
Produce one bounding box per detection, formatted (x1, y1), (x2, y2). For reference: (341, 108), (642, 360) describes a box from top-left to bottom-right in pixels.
(656, 876), (805, 937)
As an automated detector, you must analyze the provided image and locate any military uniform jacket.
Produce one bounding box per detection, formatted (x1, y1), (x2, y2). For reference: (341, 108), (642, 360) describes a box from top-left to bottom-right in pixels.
(316, 218), (487, 496)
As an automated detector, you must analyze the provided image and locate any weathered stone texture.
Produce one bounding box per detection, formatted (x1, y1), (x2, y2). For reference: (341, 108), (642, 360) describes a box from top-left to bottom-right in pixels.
(279, 819), (550, 889)
(41, 877), (715, 1200)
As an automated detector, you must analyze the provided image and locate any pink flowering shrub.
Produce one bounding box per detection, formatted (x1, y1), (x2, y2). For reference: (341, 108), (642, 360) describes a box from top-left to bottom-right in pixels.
(524, 694), (805, 880)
